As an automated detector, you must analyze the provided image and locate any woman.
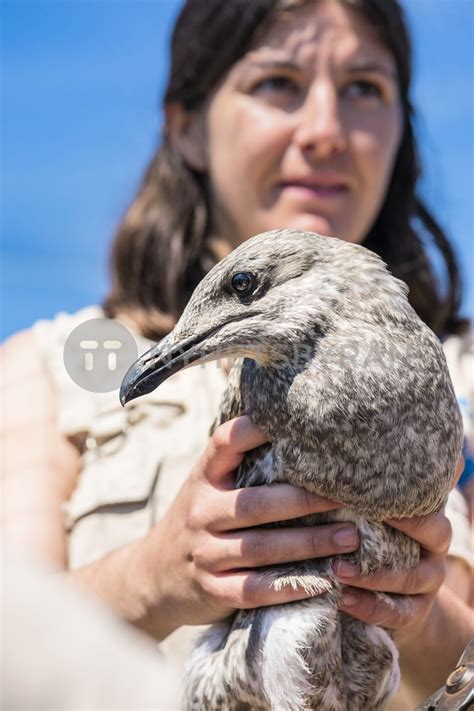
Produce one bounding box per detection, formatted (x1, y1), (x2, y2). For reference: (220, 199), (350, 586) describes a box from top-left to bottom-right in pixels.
(3, 0), (473, 708)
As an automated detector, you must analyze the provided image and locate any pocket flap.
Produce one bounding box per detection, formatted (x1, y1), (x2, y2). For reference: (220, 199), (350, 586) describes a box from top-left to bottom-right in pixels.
(64, 426), (161, 527)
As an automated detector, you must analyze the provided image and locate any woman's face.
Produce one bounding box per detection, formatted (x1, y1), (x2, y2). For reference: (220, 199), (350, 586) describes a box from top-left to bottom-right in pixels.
(191, 0), (403, 248)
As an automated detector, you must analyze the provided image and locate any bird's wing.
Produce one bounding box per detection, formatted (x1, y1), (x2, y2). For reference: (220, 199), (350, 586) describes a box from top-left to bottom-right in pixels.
(209, 359), (274, 490)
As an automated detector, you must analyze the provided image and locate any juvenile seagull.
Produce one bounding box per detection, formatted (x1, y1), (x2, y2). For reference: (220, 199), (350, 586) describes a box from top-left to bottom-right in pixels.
(120, 229), (462, 711)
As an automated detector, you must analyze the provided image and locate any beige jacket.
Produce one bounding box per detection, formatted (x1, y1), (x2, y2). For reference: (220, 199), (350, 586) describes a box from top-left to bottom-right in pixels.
(32, 306), (473, 710)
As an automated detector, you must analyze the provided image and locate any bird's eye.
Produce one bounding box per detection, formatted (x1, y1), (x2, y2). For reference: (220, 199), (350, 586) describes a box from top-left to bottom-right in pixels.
(231, 272), (256, 296)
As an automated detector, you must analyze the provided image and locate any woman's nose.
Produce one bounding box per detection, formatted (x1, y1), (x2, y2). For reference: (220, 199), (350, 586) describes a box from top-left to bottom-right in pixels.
(293, 83), (347, 159)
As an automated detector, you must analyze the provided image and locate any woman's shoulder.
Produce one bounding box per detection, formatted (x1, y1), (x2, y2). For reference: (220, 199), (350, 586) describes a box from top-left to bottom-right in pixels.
(2, 327), (50, 397)
(1, 313), (68, 422)
(1, 324), (82, 498)
(442, 329), (474, 490)
(442, 329), (473, 412)
(31, 305), (105, 352)
(27, 305), (116, 436)
(1, 314), (71, 407)
(442, 328), (473, 376)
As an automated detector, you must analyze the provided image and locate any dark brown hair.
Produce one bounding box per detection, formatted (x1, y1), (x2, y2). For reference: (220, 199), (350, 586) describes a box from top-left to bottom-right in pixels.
(103, 0), (468, 338)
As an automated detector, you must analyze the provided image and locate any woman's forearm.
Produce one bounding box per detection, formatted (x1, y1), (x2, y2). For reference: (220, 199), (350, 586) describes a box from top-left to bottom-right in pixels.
(67, 531), (178, 642)
(397, 583), (473, 700)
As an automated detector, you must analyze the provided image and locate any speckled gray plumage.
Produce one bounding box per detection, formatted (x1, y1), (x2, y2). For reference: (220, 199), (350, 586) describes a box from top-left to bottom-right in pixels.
(121, 229), (463, 710)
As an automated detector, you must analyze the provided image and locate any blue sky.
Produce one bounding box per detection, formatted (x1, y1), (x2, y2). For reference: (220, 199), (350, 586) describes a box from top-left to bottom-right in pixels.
(2, 0), (473, 340)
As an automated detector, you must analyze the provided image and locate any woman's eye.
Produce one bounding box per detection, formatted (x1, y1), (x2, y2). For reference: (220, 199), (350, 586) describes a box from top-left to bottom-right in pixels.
(252, 76), (298, 95)
(230, 272), (256, 296)
(343, 80), (383, 100)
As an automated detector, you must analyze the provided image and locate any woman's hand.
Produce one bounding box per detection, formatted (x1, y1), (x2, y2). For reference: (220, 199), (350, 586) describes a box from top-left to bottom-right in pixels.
(335, 453), (465, 647)
(335, 509), (452, 645)
(137, 415), (359, 640)
(333, 510), (473, 700)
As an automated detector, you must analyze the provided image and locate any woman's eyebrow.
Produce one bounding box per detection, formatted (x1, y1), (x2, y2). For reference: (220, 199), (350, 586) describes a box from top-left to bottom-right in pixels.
(247, 57), (397, 79)
(346, 61), (397, 78)
(247, 58), (299, 72)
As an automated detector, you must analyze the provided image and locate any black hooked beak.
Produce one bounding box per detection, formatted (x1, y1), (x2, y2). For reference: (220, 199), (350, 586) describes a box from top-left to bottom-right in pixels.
(119, 327), (220, 406)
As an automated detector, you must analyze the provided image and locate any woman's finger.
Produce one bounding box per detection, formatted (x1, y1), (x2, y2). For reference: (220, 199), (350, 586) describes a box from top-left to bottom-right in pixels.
(385, 509), (452, 554)
(202, 523), (359, 571)
(338, 586), (431, 630)
(333, 552), (445, 595)
(200, 416), (268, 487)
(205, 569), (327, 610)
(209, 483), (342, 531)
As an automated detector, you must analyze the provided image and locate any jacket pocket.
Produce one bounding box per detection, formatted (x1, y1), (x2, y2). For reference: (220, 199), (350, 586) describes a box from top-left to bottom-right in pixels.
(64, 420), (163, 570)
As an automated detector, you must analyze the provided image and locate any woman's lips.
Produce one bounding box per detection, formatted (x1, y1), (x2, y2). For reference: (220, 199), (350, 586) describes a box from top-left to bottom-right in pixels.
(279, 182), (348, 200)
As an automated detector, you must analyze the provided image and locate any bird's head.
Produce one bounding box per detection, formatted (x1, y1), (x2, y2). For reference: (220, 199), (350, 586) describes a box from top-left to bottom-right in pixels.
(120, 229), (408, 405)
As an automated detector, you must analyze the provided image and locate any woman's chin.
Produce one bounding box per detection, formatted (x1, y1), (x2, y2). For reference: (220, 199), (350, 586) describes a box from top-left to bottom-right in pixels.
(267, 214), (362, 244)
(281, 214), (335, 238)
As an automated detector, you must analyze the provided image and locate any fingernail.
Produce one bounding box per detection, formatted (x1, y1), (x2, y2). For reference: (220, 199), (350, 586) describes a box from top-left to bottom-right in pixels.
(333, 527), (358, 550)
(341, 590), (358, 607)
(334, 560), (358, 578)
